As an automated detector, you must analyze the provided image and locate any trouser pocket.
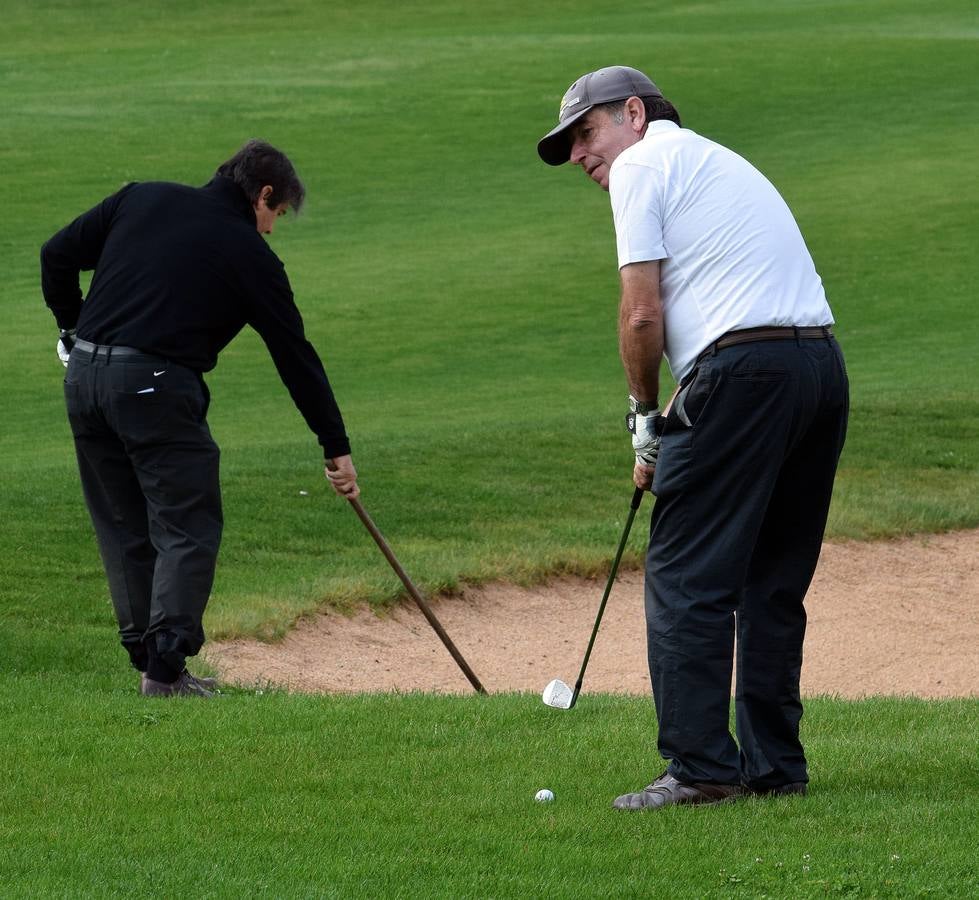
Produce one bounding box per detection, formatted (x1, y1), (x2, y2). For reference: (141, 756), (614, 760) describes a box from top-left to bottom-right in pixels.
(668, 364), (718, 431)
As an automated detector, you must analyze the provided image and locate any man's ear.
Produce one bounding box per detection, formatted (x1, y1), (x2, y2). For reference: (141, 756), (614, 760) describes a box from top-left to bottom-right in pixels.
(256, 184), (274, 207)
(624, 96), (647, 134)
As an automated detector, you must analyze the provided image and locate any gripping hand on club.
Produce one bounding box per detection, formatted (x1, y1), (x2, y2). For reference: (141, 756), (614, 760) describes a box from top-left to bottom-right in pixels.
(325, 455), (360, 500)
(57, 329), (76, 367)
(627, 406), (662, 491)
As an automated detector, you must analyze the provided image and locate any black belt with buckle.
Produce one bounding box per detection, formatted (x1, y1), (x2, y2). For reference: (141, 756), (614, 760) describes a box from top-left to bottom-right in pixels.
(73, 339), (151, 359)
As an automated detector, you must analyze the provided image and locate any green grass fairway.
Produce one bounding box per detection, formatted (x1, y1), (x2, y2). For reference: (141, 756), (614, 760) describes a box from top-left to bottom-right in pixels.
(4, 0), (977, 636)
(2, 0), (977, 896)
(1, 685), (977, 898)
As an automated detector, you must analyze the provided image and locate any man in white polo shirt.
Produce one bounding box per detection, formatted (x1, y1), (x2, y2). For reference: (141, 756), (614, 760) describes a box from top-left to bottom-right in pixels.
(538, 66), (849, 810)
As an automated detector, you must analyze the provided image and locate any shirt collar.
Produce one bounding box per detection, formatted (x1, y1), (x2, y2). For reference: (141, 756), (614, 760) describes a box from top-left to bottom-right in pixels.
(610, 120), (681, 177)
(642, 120), (680, 140)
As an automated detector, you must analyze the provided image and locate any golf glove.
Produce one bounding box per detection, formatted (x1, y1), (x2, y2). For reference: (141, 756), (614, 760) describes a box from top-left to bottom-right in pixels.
(626, 408), (663, 467)
(57, 329), (76, 367)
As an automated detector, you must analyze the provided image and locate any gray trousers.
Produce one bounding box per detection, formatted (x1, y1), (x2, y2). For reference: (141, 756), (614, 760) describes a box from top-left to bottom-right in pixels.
(647, 335), (849, 790)
(64, 344), (222, 674)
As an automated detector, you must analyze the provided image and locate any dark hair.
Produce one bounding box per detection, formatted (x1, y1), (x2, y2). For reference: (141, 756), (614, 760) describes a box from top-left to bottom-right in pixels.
(215, 139), (306, 213)
(597, 96), (682, 128)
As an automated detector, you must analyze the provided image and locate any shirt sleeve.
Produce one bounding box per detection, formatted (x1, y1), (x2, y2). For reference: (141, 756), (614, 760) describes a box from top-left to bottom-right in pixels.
(245, 249), (352, 459)
(39, 184), (135, 330)
(609, 161), (668, 270)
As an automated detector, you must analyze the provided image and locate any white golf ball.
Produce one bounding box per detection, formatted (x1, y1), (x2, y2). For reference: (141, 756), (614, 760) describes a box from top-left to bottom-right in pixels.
(535, 789), (554, 803)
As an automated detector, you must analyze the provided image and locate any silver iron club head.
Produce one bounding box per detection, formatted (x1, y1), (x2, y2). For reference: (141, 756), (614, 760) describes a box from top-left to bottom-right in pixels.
(542, 678), (574, 709)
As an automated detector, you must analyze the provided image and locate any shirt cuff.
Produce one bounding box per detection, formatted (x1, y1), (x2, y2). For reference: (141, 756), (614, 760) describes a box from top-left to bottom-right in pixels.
(321, 437), (352, 460)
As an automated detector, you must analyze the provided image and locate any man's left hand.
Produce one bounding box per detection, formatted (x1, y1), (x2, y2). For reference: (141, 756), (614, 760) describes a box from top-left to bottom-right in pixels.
(629, 409), (662, 466)
(627, 408), (662, 491)
(57, 329), (76, 367)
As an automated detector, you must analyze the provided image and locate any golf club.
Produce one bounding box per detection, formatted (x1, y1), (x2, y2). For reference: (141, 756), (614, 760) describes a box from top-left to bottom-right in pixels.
(542, 485), (645, 709)
(336, 486), (487, 695)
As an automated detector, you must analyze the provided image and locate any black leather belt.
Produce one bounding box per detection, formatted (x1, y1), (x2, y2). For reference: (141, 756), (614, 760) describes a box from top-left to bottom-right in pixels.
(697, 325), (833, 365)
(73, 339), (152, 359)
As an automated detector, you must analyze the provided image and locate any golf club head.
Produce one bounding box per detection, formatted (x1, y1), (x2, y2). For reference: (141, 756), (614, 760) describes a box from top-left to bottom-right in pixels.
(542, 678), (574, 709)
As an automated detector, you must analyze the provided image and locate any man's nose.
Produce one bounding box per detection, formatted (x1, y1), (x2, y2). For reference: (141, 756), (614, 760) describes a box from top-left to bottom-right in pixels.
(568, 137), (588, 166)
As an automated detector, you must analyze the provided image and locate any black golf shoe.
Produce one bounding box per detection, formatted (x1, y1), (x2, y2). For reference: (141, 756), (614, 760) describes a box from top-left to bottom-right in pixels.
(747, 781), (808, 797)
(140, 670), (216, 698)
(612, 771), (744, 810)
(140, 670), (218, 691)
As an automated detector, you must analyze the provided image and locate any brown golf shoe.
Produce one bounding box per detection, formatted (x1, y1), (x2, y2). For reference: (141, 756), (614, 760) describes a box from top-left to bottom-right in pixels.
(140, 670), (216, 698)
(613, 771), (745, 810)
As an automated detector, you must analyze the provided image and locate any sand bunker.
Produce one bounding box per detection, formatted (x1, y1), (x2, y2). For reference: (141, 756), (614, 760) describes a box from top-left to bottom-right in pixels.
(207, 529), (978, 699)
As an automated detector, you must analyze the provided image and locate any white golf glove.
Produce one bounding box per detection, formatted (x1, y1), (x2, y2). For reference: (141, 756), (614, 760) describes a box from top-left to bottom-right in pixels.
(626, 400), (663, 467)
(57, 329), (76, 367)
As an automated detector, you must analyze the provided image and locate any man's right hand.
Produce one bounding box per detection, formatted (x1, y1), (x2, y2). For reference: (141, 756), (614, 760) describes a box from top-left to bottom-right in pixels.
(633, 461), (654, 491)
(325, 455), (359, 500)
(57, 329), (76, 367)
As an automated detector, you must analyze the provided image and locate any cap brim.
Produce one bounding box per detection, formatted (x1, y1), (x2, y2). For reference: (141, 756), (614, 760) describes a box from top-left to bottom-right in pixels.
(537, 105), (593, 166)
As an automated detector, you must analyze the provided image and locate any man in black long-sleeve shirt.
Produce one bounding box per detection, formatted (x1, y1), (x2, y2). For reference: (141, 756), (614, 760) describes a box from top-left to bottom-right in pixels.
(41, 140), (359, 697)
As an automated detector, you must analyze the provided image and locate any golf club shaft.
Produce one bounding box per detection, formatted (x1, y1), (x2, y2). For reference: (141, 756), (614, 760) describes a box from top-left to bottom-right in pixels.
(347, 497), (487, 695)
(570, 486), (645, 705)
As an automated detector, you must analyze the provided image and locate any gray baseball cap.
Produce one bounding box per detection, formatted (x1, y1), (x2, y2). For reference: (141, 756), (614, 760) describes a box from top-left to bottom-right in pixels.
(537, 66), (663, 166)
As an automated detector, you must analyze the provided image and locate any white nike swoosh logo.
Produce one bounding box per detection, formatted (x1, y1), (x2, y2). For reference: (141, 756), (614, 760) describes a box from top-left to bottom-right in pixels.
(154, 370), (167, 376)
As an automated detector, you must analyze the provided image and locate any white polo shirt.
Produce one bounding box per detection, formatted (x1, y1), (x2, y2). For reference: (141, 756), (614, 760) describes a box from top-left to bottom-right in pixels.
(609, 121), (833, 381)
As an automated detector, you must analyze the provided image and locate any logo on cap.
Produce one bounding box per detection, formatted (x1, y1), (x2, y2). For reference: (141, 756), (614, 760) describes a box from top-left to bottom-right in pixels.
(559, 94), (581, 117)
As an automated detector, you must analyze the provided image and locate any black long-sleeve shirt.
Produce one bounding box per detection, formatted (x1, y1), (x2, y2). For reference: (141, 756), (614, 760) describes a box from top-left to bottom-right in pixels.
(40, 176), (350, 458)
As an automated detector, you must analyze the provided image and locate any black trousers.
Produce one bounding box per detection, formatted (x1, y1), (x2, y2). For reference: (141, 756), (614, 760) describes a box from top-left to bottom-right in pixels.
(64, 345), (222, 675)
(646, 335), (849, 789)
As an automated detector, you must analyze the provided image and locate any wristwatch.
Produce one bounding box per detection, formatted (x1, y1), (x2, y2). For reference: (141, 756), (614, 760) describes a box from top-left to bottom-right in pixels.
(628, 395), (658, 416)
